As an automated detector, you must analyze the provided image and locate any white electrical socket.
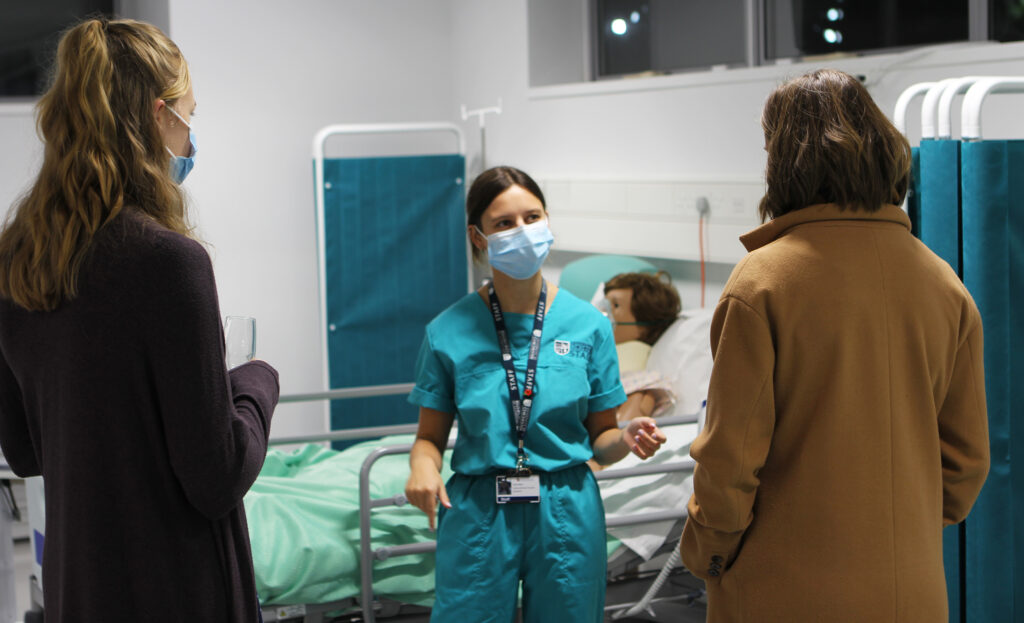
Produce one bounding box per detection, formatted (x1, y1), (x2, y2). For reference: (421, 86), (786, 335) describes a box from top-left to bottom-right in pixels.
(696, 195), (711, 218)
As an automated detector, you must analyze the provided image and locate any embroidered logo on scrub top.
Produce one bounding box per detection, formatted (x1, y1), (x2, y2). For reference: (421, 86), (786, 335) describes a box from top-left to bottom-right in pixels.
(554, 340), (592, 360)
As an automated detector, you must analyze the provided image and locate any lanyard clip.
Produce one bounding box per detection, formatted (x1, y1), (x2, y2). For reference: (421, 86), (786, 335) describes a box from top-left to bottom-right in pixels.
(515, 446), (531, 476)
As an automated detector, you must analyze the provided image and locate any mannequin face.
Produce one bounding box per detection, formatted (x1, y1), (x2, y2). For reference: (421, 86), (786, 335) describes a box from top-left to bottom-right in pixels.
(605, 288), (644, 344)
(155, 86), (195, 157)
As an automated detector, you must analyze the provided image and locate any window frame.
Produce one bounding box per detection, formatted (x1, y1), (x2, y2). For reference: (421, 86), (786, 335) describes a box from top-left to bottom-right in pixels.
(528, 0), (999, 90)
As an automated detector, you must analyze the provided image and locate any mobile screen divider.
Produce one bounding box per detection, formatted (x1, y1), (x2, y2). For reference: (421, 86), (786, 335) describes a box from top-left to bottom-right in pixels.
(899, 74), (1024, 623)
(311, 123), (468, 433)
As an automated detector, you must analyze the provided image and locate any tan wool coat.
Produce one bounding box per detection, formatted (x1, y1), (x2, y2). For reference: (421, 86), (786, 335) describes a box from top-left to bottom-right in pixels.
(680, 204), (990, 623)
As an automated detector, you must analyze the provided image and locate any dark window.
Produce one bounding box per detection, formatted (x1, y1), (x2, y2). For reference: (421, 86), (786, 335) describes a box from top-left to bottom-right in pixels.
(596, 0), (747, 78)
(991, 0), (1024, 42)
(766, 0), (969, 60)
(597, 0), (652, 76)
(0, 0), (115, 98)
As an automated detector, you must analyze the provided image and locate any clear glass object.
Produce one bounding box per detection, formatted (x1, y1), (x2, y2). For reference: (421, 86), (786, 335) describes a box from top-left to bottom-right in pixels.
(224, 316), (256, 369)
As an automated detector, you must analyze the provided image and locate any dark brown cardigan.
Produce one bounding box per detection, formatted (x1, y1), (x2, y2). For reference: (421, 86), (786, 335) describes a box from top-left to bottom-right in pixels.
(0, 209), (279, 622)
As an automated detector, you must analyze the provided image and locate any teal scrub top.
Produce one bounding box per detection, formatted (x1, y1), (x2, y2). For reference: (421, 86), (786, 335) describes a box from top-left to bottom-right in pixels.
(409, 289), (626, 475)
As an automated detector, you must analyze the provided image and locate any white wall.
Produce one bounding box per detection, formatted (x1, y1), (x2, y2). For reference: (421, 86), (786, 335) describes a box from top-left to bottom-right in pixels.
(0, 105), (42, 222)
(166, 0), (457, 438)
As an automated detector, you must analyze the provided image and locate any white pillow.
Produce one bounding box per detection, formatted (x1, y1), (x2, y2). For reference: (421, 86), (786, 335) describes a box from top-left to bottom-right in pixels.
(646, 308), (715, 419)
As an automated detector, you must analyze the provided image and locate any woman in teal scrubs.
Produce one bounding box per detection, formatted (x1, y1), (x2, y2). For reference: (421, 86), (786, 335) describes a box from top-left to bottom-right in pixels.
(405, 166), (667, 622)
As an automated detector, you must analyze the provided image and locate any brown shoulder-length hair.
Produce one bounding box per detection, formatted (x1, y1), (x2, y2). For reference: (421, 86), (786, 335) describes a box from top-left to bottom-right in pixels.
(758, 69), (911, 222)
(466, 166), (546, 263)
(604, 271), (681, 345)
(0, 18), (192, 311)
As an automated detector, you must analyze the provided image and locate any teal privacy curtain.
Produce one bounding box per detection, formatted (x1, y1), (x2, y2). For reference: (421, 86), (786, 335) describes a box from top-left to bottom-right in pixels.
(919, 139), (962, 274)
(917, 138), (964, 620)
(960, 139), (1024, 623)
(322, 155), (466, 441)
(907, 147), (922, 239)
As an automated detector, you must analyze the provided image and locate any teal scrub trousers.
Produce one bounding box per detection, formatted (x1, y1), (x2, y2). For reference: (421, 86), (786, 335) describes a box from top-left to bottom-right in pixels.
(431, 463), (607, 623)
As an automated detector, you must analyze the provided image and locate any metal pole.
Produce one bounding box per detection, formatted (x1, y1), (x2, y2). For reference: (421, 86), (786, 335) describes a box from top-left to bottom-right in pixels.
(746, 0), (763, 67)
(278, 383), (415, 404)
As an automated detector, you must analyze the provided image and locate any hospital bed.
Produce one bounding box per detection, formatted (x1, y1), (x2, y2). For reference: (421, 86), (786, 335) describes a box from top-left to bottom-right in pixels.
(252, 308), (715, 622)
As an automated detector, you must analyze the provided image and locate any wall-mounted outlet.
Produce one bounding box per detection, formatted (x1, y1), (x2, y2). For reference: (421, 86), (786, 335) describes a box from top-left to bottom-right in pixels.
(696, 196), (711, 218)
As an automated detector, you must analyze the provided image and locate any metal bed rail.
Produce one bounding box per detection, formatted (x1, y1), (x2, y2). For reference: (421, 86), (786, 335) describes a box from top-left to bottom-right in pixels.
(267, 384), (699, 622)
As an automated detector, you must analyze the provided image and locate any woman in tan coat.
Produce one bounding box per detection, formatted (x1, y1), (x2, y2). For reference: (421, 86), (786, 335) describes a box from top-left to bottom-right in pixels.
(680, 69), (990, 622)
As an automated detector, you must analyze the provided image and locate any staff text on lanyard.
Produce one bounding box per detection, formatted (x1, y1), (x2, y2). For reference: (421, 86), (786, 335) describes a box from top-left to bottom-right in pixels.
(487, 280), (547, 476)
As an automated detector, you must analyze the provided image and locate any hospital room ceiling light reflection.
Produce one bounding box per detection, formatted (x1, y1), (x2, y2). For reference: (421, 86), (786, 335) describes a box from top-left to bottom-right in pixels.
(823, 28), (843, 44)
(611, 18), (628, 35)
(826, 8), (844, 21)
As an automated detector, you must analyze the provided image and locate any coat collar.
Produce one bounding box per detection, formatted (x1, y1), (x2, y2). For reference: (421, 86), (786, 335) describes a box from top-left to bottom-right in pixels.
(740, 203), (911, 252)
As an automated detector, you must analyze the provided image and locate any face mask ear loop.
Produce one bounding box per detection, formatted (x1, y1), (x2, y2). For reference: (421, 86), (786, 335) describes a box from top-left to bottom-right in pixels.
(472, 225), (488, 253)
(163, 101), (191, 129)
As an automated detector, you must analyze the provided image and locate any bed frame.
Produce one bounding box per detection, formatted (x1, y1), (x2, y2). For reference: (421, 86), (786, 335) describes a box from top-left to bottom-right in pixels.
(261, 386), (705, 623)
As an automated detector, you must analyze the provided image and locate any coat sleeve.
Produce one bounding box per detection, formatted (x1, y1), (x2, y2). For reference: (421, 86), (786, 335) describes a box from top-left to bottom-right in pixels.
(938, 301), (989, 525)
(0, 345), (40, 477)
(146, 236), (279, 520)
(680, 294), (775, 582)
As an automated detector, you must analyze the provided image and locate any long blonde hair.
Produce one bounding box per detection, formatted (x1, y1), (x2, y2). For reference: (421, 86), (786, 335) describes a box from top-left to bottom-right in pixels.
(0, 18), (193, 311)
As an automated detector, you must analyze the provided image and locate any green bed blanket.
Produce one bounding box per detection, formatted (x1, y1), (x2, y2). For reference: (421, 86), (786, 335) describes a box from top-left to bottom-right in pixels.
(245, 435), (620, 607)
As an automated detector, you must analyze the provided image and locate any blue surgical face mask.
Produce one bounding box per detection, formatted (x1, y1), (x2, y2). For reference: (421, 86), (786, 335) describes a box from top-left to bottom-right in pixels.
(164, 105), (196, 184)
(477, 220), (554, 280)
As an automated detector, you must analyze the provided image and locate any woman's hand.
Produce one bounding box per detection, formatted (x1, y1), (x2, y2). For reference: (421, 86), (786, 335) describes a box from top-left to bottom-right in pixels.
(623, 417), (666, 460)
(405, 460), (451, 531)
(406, 407), (455, 531)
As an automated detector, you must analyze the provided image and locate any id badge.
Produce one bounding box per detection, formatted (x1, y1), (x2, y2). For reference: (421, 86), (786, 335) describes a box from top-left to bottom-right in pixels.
(496, 474), (541, 504)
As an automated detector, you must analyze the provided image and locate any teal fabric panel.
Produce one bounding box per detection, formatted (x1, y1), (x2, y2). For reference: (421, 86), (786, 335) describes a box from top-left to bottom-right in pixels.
(322, 155), (466, 437)
(919, 139), (962, 274)
(960, 139), (1024, 623)
(908, 146), (921, 239)
(918, 139), (964, 622)
(558, 254), (658, 301)
(942, 525), (963, 621)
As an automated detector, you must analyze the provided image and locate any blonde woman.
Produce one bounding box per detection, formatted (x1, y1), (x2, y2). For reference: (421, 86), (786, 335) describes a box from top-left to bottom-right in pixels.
(0, 19), (278, 622)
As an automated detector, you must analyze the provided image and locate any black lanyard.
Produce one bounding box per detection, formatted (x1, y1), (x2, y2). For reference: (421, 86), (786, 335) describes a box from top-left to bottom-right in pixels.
(487, 280), (547, 472)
